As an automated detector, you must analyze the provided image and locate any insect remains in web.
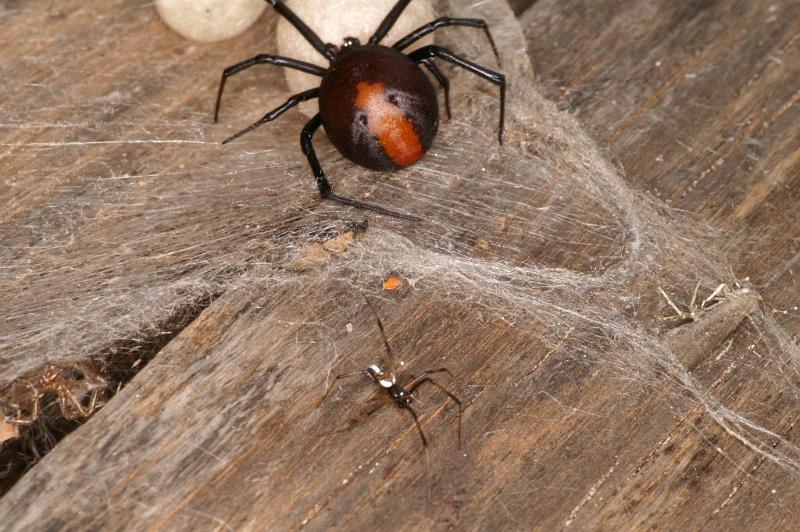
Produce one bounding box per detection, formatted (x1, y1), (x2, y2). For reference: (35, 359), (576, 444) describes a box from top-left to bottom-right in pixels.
(659, 282), (729, 324)
(3, 363), (108, 426)
(319, 297), (463, 448)
(213, 0), (505, 221)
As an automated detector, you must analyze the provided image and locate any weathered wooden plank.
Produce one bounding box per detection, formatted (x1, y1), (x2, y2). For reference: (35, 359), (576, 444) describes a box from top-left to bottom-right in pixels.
(0, 0), (672, 527)
(0, 0), (621, 392)
(523, 0), (800, 305)
(521, 0), (800, 528)
(0, 0), (306, 387)
(508, 0), (538, 15)
(2, 0), (799, 530)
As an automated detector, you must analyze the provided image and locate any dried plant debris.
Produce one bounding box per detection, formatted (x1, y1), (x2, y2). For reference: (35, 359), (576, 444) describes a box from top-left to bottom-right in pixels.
(285, 220), (369, 271)
(663, 282), (761, 370)
(660, 281), (736, 324)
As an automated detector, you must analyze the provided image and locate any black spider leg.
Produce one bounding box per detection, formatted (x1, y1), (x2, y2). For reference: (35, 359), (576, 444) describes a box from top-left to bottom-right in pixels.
(363, 295), (398, 378)
(392, 17), (501, 65)
(222, 88), (320, 144)
(214, 55), (325, 123)
(410, 45), (505, 144)
(264, 0), (336, 61)
(300, 114), (422, 221)
(407, 368), (463, 448)
(403, 403), (428, 446)
(419, 59), (451, 119)
(368, 0), (412, 45)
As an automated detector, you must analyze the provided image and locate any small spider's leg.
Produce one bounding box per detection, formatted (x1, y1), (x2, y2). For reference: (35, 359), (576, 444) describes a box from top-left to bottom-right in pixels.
(317, 392), (386, 438)
(223, 88), (320, 144)
(265, 1), (336, 61)
(701, 283), (727, 309)
(319, 370), (367, 405)
(419, 59), (451, 119)
(214, 55), (325, 123)
(403, 404), (428, 447)
(659, 287), (688, 321)
(31, 391), (41, 421)
(393, 17), (501, 65)
(409, 45), (505, 144)
(62, 389), (89, 419)
(85, 389), (101, 416)
(7, 385), (43, 425)
(363, 296), (399, 379)
(690, 282), (701, 309)
(406, 368), (453, 391)
(300, 114), (422, 221)
(5, 402), (36, 426)
(369, 0), (412, 45)
(407, 373), (462, 448)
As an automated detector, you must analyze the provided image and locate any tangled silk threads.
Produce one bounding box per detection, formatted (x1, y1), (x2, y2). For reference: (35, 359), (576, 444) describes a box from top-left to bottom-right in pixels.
(1, 0), (799, 476)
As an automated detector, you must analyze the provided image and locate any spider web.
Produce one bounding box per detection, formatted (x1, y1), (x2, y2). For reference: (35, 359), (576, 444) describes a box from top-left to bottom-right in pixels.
(1, 0), (800, 483)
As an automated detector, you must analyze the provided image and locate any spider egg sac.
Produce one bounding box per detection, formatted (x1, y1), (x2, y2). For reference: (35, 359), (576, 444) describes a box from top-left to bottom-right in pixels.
(276, 0), (435, 100)
(156, 0), (266, 43)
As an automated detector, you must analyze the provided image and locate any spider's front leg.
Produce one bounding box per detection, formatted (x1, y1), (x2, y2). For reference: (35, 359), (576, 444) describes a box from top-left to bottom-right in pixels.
(59, 388), (89, 420)
(369, 0), (413, 45)
(213, 55), (325, 123)
(393, 17), (501, 64)
(222, 88), (320, 144)
(265, 0), (336, 61)
(409, 45), (505, 144)
(4, 385), (43, 426)
(299, 114), (421, 221)
(406, 369), (463, 448)
(4, 405), (35, 426)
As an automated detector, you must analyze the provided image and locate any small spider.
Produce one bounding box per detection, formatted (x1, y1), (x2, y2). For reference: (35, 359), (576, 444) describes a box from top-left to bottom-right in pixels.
(215, 0), (505, 221)
(321, 298), (463, 448)
(659, 282), (728, 323)
(3, 363), (107, 426)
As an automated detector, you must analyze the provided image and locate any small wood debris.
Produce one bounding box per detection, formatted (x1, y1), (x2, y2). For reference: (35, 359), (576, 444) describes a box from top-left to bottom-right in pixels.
(286, 221), (368, 271)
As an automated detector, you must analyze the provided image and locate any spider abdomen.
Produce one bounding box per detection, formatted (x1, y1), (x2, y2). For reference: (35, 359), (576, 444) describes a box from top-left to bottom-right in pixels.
(319, 45), (439, 171)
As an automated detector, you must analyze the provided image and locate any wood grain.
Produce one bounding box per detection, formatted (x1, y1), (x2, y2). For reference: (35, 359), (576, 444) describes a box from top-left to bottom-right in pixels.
(523, 0), (800, 528)
(1, 0), (800, 530)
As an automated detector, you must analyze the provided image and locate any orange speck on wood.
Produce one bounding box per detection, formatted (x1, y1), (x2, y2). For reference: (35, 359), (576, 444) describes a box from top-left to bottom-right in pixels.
(383, 276), (402, 290)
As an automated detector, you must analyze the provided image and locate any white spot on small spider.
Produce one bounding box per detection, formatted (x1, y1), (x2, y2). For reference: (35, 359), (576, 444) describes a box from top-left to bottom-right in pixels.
(379, 379), (393, 388)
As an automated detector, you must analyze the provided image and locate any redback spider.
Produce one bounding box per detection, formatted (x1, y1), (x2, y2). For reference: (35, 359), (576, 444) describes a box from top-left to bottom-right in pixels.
(214, 0), (506, 221)
(320, 298), (463, 448)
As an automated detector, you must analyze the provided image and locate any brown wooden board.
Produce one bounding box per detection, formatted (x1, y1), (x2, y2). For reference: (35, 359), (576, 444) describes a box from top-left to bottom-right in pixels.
(522, 0), (800, 528)
(1, 0), (799, 530)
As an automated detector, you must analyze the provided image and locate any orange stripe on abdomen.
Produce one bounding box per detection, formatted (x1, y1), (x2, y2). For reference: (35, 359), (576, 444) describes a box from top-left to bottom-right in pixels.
(354, 81), (423, 167)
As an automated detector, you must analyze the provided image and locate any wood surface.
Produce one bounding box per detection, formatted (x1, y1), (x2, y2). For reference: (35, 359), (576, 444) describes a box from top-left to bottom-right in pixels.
(523, 0), (800, 529)
(1, 0), (800, 530)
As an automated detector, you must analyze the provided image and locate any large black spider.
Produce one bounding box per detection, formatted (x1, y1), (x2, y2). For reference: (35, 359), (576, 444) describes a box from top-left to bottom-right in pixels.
(214, 0), (506, 220)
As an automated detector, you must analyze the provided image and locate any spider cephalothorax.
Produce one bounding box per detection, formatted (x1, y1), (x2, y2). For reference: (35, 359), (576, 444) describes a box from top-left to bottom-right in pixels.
(215, 0), (505, 220)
